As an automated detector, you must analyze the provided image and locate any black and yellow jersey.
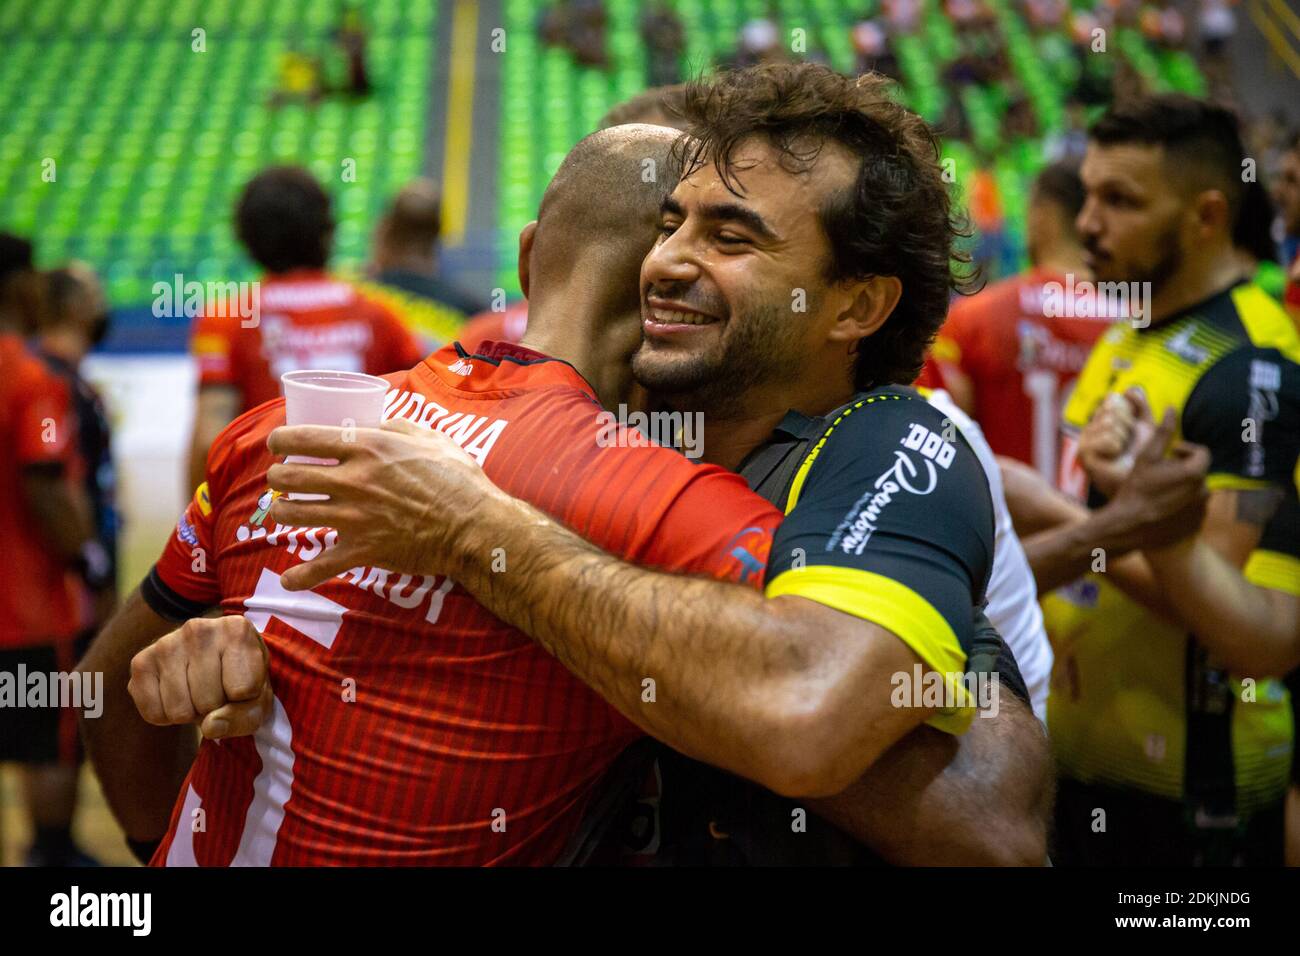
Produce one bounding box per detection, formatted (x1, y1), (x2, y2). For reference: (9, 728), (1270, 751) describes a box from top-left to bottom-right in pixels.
(1182, 346), (1300, 598)
(763, 387), (996, 735)
(352, 277), (477, 347)
(1045, 281), (1300, 815)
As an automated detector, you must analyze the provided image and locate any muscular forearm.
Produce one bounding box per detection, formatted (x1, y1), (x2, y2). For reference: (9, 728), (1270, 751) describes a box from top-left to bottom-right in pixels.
(1022, 504), (1133, 594)
(1146, 538), (1300, 675)
(76, 588), (199, 841)
(445, 490), (926, 798)
(808, 694), (1051, 865)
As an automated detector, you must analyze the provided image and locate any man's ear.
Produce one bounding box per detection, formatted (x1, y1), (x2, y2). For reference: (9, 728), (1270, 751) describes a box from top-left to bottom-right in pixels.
(517, 221), (538, 300)
(1192, 189), (1231, 237)
(825, 275), (903, 348)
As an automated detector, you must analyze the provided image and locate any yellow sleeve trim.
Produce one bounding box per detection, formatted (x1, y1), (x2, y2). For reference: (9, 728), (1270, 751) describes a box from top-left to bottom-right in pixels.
(783, 394), (910, 514)
(765, 565), (973, 735)
(1244, 550), (1300, 597)
(1206, 474), (1276, 493)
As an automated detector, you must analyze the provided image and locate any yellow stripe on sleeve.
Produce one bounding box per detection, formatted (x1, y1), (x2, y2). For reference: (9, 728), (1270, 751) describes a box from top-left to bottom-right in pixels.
(765, 565), (974, 734)
(1244, 550), (1300, 597)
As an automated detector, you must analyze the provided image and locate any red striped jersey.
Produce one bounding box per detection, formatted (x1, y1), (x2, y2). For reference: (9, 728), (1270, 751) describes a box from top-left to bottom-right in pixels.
(0, 333), (81, 648)
(190, 269), (424, 415)
(144, 340), (778, 866)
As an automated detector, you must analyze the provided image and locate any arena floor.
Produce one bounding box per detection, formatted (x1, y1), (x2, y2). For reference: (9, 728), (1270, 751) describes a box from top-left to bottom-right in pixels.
(0, 765), (135, 867)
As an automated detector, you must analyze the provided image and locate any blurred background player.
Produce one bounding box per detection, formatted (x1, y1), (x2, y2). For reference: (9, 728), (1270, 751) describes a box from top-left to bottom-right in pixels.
(927, 162), (1109, 484)
(1045, 95), (1300, 866)
(0, 235), (101, 866)
(187, 166), (423, 493)
(358, 178), (486, 347)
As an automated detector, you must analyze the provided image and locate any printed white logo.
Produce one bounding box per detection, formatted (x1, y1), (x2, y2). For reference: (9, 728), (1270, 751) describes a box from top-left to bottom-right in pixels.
(833, 423), (956, 555)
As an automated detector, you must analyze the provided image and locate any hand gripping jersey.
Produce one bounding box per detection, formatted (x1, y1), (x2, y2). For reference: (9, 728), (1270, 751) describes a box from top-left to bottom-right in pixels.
(143, 341), (780, 866)
(0, 333), (81, 648)
(930, 267), (1115, 484)
(190, 270), (424, 415)
(1045, 281), (1300, 819)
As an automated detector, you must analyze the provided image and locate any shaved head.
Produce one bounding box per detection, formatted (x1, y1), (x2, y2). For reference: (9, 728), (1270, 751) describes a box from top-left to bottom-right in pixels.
(529, 123), (683, 314)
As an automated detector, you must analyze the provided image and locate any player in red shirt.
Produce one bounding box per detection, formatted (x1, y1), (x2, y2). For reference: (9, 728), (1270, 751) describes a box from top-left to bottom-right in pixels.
(929, 163), (1114, 483)
(187, 167), (424, 493)
(146, 338), (778, 866)
(0, 235), (104, 866)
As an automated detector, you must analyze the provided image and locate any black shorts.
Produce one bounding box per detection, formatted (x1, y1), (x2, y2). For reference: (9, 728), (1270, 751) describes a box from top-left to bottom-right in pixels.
(0, 638), (88, 766)
(1053, 777), (1285, 866)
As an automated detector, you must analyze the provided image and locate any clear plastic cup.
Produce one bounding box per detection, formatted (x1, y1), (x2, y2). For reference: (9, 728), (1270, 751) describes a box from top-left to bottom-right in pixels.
(280, 370), (390, 500)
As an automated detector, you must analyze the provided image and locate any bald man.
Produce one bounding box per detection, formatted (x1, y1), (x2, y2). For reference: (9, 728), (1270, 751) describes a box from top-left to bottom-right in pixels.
(85, 125), (1045, 865)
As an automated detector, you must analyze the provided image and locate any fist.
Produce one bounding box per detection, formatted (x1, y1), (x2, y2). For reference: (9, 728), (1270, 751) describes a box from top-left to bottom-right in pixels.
(129, 616), (271, 740)
(1080, 390), (1154, 498)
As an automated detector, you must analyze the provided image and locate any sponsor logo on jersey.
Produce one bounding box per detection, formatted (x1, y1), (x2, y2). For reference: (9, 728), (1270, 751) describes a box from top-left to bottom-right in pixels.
(1163, 325), (1210, 365)
(447, 358), (474, 376)
(1245, 358), (1281, 477)
(176, 514), (199, 548)
(832, 422), (955, 555)
(195, 481), (213, 516)
(250, 489), (282, 527)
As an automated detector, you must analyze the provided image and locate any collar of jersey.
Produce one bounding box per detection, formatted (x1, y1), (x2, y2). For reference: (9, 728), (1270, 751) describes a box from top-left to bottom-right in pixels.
(418, 340), (598, 400)
(1136, 277), (1249, 334)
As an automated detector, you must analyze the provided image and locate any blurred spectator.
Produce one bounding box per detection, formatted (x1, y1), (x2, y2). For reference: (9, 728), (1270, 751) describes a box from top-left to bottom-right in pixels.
(1003, 87), (1040, 141)
(334, 3), (372, 97)
(361, 178), (486, 344)
(0, 235), (101, 867)
(883, 0), (923, 33)
(271, 47), (325, 107)
(1024, 0), (1067, 32)
(540, 0), (609, 68)
(1069, 11), (1116, 104)
(641, 2), (685, 87)
(187, 167), (423, 493)
(35, 264), (118, 629)
(1198, 0), (1238, 95)
(1045, 98), (1090, 163)
(851, 18), (901, 80)
(734, 18), (785, 68)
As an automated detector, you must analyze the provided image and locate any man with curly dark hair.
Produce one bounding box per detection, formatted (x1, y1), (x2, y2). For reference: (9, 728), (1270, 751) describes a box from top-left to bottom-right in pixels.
(633, 64), (968, 418)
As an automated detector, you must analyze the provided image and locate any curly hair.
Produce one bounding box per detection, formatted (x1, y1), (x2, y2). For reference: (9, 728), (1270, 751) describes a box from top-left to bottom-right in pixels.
(235, 166), (334, 274)
(671, 62), (971, 390)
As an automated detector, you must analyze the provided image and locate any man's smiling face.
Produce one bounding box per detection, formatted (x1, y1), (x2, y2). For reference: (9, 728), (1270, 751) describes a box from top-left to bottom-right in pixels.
(632, 135), (858, 412)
